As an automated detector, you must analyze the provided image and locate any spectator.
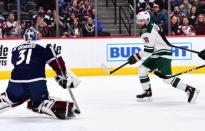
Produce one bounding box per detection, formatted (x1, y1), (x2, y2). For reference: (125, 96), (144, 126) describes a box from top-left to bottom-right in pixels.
(171, 0), (183, 10)
(195, 14), (205, 35)
(154, 0), (168, 10)
(36, 0), (56, 11)
(179, 0), (192, 17)
(0, 14), (5, 38)
(20, 21), (26, 37)
(190, 0), (198, 6)
(46, 9), (53, 19)
(60, 1), (71, 18)
(177, 16), (196, 36)
(150, 3), (168, 34)
(79, 0), (94, 21)
(82, 16), (95, 36)
(171, 15), (180, 35)
(3, 12), (20, 38)
(59, 0), (72, 8)
(69, 0), (80, 16)
(50, 10), (65, 36)
(33, 6), (51, 26)
(189, 6), (198, 26)
(91, 8), (102, 32)
(67, 18), (82, 37)
(197, 0), (205, 14)
(34, 15), (48, 37)
(138, 0), (155, 11)
(92, 8), (110, 36)
(170, 6), (185, 24)
(65, 12), (78, 31)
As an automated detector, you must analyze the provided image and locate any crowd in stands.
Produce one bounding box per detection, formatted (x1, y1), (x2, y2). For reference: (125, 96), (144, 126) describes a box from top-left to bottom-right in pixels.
(1, 0), (205, 38)
(128, 0), (205, 36)
(0, 0), (110, 38)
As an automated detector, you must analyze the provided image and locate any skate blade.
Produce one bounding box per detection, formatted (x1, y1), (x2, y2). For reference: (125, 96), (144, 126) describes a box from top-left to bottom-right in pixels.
(137, 97), (152, 102)
(189, 89), (200, 104)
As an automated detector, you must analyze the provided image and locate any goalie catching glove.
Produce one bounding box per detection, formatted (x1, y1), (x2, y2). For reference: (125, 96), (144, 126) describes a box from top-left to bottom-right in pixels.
(55, 71), (81, 89)
(127, 53), (141, 65)
(198, 49), (205, 60)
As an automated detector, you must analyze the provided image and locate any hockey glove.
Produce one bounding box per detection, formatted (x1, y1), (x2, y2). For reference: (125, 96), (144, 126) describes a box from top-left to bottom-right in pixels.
(127, 53), (141, 65)
(55, 75), (68, 89)
(198, 49), (205, 60)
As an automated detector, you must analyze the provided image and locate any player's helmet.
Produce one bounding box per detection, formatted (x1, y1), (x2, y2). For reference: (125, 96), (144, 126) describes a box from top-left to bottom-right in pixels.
(24, 27), (41, 41)
(136, 11), (150, 25)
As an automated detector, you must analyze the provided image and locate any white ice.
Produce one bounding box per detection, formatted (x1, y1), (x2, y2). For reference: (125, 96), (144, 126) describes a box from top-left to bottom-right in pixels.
(0, 74), (205, 131)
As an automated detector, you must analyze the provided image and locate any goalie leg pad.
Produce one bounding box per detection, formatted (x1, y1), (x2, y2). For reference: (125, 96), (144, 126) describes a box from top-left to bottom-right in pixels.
(0, 92), (13, 113)
(27, 99), (75, 119)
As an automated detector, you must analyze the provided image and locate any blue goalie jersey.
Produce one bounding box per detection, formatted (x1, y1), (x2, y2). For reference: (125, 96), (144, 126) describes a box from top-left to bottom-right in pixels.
(10, 43), (55, 83)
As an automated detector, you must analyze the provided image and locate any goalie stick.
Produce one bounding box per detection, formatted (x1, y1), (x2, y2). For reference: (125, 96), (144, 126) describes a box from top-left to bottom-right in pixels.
(154, 64), (205, 79)
(50, 46), (81, 114)
(101, 62), (129, 74)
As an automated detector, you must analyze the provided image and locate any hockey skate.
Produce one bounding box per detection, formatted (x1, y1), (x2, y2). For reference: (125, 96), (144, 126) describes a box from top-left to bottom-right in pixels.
(136, 88), (152, 102)
(185, 85), (200, 104)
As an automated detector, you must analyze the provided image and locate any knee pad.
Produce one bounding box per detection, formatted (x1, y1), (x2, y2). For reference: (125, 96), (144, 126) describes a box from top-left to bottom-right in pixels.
(27, 99), (74, 119)
(0, 92), (13, 113)
(138, 65), (150, 77)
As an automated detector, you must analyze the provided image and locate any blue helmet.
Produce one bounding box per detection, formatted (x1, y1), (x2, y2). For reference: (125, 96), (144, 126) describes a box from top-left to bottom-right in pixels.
(24, 27), (41, 41)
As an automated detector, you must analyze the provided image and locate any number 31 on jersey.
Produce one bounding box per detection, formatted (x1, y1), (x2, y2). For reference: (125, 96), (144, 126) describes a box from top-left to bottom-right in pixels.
(16, 49), (32, 65)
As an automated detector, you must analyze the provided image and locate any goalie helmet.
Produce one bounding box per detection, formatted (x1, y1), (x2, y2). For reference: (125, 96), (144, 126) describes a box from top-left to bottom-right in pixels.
(136, 11), (150, 25)
(24, 27), (41, 41)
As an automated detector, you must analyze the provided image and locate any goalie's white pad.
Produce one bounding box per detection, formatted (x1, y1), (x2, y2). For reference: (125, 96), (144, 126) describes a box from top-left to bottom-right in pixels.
(27, 99), (75, 119)
(0, 92), (13, 113)
(37, 99), (57, 118)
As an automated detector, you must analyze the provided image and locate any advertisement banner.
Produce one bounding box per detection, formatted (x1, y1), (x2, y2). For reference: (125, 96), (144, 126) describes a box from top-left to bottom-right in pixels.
(0, 36), (205, 79)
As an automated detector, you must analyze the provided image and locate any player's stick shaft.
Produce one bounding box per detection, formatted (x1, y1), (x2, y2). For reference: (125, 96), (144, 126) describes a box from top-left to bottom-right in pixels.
(50, 46), (81, 114)
(167, 42), (199, 54)
(102, 62), (129, 75)
(110, 62), (129, 74)
(154, 64), (205, 79)
(159, 31), (200, 54)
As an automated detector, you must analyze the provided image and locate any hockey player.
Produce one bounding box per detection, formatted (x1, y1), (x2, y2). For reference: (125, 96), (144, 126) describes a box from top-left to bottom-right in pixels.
(0, 27), (80, 119)
(127, 11), (200, 103)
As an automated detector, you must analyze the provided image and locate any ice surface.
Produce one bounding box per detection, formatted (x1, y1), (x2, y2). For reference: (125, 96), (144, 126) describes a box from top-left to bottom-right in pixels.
(0, 74), (205, 131)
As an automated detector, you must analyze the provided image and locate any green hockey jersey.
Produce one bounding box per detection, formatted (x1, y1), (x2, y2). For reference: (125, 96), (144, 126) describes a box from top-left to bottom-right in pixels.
(139, 22), (172, 59)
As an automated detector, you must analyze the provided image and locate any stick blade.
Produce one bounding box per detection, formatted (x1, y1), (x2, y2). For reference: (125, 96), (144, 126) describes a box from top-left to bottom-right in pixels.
(101, 64), (111, 74)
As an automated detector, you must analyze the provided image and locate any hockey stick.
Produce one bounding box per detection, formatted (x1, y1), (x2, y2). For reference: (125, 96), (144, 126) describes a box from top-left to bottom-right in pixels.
(101, 62), (129, 74)
(50, 46), (81, 114)
(159, 32), (200, 54)
(154, 64), (205, 79)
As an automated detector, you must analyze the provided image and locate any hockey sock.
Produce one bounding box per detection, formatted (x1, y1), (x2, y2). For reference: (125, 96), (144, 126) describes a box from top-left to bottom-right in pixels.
(170, 77), (187, 91)
(139, 75), (151, 90)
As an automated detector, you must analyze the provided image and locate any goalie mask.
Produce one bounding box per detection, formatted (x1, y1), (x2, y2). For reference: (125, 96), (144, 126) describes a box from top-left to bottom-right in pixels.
(24, 27), (41, 41)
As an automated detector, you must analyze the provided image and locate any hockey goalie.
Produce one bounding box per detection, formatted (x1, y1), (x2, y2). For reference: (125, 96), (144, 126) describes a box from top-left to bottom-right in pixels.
(0, 27), (80, 119)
